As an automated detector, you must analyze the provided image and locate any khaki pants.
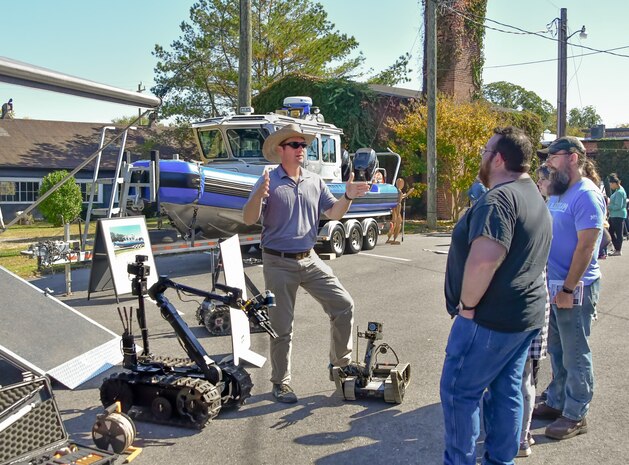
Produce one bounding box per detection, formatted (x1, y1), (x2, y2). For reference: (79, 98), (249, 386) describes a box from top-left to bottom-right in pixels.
(263, 250), (354, 385)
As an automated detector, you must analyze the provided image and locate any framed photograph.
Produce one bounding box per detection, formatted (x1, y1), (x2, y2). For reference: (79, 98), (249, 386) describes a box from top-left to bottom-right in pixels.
(89, 216), (158, 299)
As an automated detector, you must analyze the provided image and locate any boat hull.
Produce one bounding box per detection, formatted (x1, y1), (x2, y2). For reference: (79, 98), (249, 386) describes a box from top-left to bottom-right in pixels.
(134, 160), (398, 240)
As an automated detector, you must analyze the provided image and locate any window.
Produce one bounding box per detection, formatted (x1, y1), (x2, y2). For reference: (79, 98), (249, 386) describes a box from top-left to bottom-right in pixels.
(76, 180), (102, 204)
(0, 178), (101, 204)
(321, 136), (337, 164)
(226, 128), (267, 158)
(0, 178), (40, 203)
(198, 129), (228, 159)
(307, 138), (319, 161)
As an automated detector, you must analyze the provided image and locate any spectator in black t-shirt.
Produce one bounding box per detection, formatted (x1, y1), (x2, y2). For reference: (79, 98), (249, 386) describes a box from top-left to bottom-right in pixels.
(440, 127), (552, 464)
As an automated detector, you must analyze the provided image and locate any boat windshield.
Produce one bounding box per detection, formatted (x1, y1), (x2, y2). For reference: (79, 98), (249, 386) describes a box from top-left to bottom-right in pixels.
(227, 128), (268, 158)
(198, 127), (270, 160)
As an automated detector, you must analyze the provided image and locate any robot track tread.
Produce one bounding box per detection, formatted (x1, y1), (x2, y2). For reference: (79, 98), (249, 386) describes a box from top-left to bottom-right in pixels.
(100, 371), (222, 429)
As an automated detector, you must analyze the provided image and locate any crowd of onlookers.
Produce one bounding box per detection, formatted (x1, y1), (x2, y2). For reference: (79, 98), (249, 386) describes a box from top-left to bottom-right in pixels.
(447, 132), (605, 464)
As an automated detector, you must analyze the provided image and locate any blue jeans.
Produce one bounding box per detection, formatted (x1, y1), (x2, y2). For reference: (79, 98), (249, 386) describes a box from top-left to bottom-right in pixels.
(440, 316), (538, 465)
(546, 279), (599, 421)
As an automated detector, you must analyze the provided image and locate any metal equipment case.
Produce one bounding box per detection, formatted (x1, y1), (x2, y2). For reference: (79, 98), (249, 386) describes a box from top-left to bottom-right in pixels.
(0, 349), (117, 465)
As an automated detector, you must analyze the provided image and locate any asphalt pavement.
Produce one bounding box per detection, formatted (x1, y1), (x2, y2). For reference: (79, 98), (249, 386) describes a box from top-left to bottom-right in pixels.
(25, 233), (629, 464)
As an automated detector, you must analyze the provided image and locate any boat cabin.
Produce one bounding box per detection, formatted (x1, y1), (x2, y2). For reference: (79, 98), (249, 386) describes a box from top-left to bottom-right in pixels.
(191, 97), (346, 182)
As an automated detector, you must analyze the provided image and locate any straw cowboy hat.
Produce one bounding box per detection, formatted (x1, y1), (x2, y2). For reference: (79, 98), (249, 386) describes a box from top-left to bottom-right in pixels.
(262, 123), (315, 163)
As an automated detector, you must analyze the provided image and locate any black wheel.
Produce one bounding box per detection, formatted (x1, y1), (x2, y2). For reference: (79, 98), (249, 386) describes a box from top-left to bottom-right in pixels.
(100, 375), (134, 413)
(174, 378), (222, 425)
(362, 222), (378, 250)
(151, 396), (173, 421)
(345, 223), (363, 254)
(322, 224), (346, 257)
(203, 304), (232, 336)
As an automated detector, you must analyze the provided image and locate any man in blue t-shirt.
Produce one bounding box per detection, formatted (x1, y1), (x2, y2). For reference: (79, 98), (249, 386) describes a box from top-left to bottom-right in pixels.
(533, 136), (606, 441)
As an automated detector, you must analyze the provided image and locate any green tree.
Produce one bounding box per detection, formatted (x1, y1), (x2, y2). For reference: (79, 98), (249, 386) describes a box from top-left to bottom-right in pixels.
(483, 81), (555, 129)
(367, 53), (412, 86)
(38, 171), (82, 227)
(568, 105), (602, 129)
(152, 0), (364, 122)
(389, 95), (502, 221)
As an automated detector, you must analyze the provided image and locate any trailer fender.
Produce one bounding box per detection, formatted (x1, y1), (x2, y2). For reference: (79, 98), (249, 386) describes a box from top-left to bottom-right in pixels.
(360, 218), (378, 236)
(318, 220), (343, 241)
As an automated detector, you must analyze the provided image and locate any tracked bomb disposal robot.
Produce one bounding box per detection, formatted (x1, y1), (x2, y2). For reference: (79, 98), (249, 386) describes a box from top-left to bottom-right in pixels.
(331, 322), (411, 403)
(99, 255), (277, 429)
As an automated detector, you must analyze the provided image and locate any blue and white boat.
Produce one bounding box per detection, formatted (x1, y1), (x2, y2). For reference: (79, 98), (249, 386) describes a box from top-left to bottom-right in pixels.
(133, 97), (402, 255)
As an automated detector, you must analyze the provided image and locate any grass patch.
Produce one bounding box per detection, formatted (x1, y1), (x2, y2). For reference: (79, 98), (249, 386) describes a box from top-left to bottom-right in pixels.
(0, 222), (94, 278)
(404, 219), (455, 235)
(0, 217), (168, 278)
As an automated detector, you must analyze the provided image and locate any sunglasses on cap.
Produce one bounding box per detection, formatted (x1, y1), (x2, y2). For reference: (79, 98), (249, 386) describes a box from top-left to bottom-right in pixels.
(280, 141), (309, 149)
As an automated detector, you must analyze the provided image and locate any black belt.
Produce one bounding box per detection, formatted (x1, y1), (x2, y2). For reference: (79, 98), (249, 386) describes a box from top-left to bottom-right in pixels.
(263, 248), (311, 260)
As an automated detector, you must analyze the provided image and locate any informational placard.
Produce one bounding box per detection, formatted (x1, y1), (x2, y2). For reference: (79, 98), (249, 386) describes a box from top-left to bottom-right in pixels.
(88, 216), (158, 301)
(220, 235), (266, 367)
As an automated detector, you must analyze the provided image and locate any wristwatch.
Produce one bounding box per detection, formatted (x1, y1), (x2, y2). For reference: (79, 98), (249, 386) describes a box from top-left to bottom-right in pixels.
(459, 301), (475, 311)
(562, 286), (574, 294)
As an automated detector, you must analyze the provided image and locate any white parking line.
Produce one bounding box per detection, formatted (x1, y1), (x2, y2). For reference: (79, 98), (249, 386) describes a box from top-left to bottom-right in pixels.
(358, 252), (412, 262)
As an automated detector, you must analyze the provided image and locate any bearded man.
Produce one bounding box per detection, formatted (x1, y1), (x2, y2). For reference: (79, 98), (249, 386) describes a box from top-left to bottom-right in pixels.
(441, 127), (552, 464)
(532, 136), (606, 441)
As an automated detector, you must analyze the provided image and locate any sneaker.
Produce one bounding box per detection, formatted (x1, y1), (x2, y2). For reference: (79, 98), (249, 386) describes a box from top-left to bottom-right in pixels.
(545, 416), (587, 440)
(532, 402), (562, 420)
(527, 432), (536, 446)
(610, 250), (622, 256)
(272, 383), (298, 403)
(516, 440), (531, 458)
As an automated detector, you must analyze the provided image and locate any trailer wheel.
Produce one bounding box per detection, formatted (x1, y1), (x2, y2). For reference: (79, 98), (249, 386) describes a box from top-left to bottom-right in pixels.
(362, 222), (378, 250)
(345, 223), (363, 254)
(323, 224), (346, 257)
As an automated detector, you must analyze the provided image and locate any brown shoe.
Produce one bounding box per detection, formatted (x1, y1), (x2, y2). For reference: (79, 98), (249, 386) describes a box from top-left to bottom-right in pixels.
(532, 402), (562, 420)
(545, 416), (588, 440)
(272, 383), (298, 403)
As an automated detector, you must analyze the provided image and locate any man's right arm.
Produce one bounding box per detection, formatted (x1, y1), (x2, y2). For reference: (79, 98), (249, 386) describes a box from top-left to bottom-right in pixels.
(555, 227), (600, 309)
(243, 170), (270, 225)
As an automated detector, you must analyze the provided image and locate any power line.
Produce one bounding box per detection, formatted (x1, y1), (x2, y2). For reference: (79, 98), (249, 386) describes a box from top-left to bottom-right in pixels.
(442, 3), (629, 59)
(484, 46), (629, 70)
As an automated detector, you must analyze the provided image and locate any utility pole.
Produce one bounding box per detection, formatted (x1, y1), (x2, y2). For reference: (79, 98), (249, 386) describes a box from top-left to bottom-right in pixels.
(556, 8), (586, 137)
(426, 0), (438, 228)
(238, 0), (252, 114)
(557, 8), (567, 137)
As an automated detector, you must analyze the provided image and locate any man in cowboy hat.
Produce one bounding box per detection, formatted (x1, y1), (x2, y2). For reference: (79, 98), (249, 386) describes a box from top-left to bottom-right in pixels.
(243, 123), (370, 403)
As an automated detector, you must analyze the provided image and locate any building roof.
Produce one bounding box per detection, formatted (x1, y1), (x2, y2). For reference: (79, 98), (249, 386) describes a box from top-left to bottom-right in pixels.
(367, 84), (422, 100)
(0, 119), (181, 171)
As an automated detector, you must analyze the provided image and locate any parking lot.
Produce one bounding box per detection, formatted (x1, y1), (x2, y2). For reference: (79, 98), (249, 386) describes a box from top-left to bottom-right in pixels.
(26, 232), (629, 464)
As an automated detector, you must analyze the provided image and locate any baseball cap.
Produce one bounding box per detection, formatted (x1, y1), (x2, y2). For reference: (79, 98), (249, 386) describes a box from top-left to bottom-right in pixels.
(539, 136), (586, 155)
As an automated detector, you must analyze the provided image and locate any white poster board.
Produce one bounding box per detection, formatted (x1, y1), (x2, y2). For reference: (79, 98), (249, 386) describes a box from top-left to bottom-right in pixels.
(88, 216), (158, 299)
(220, 235), (266, 367)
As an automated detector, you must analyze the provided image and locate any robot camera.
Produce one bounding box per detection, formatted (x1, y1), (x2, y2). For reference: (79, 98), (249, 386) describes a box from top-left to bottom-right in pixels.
(364, 321), (383, 340)
(127, 255), (151, 280)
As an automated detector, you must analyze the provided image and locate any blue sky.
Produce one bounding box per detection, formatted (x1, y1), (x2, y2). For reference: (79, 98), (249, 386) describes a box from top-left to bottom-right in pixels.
(1, 0), (628, 127)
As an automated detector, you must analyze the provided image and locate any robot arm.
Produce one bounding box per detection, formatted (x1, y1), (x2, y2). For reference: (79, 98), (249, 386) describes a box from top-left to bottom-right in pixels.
(148, 276), (278, 338)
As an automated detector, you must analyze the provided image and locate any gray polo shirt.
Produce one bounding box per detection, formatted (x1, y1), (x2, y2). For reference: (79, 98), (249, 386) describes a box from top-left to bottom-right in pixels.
(249, 165), (337, 252)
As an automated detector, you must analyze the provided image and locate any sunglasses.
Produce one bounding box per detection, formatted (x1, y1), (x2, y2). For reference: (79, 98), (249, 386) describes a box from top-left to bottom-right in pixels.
(280, 141), (309, 149)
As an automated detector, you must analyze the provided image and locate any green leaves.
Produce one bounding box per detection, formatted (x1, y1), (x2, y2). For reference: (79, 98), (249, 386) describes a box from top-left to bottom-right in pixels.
(38, 171), (82, 227)
(152, 0), (363, 121)
(483, 81), (554, 130)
